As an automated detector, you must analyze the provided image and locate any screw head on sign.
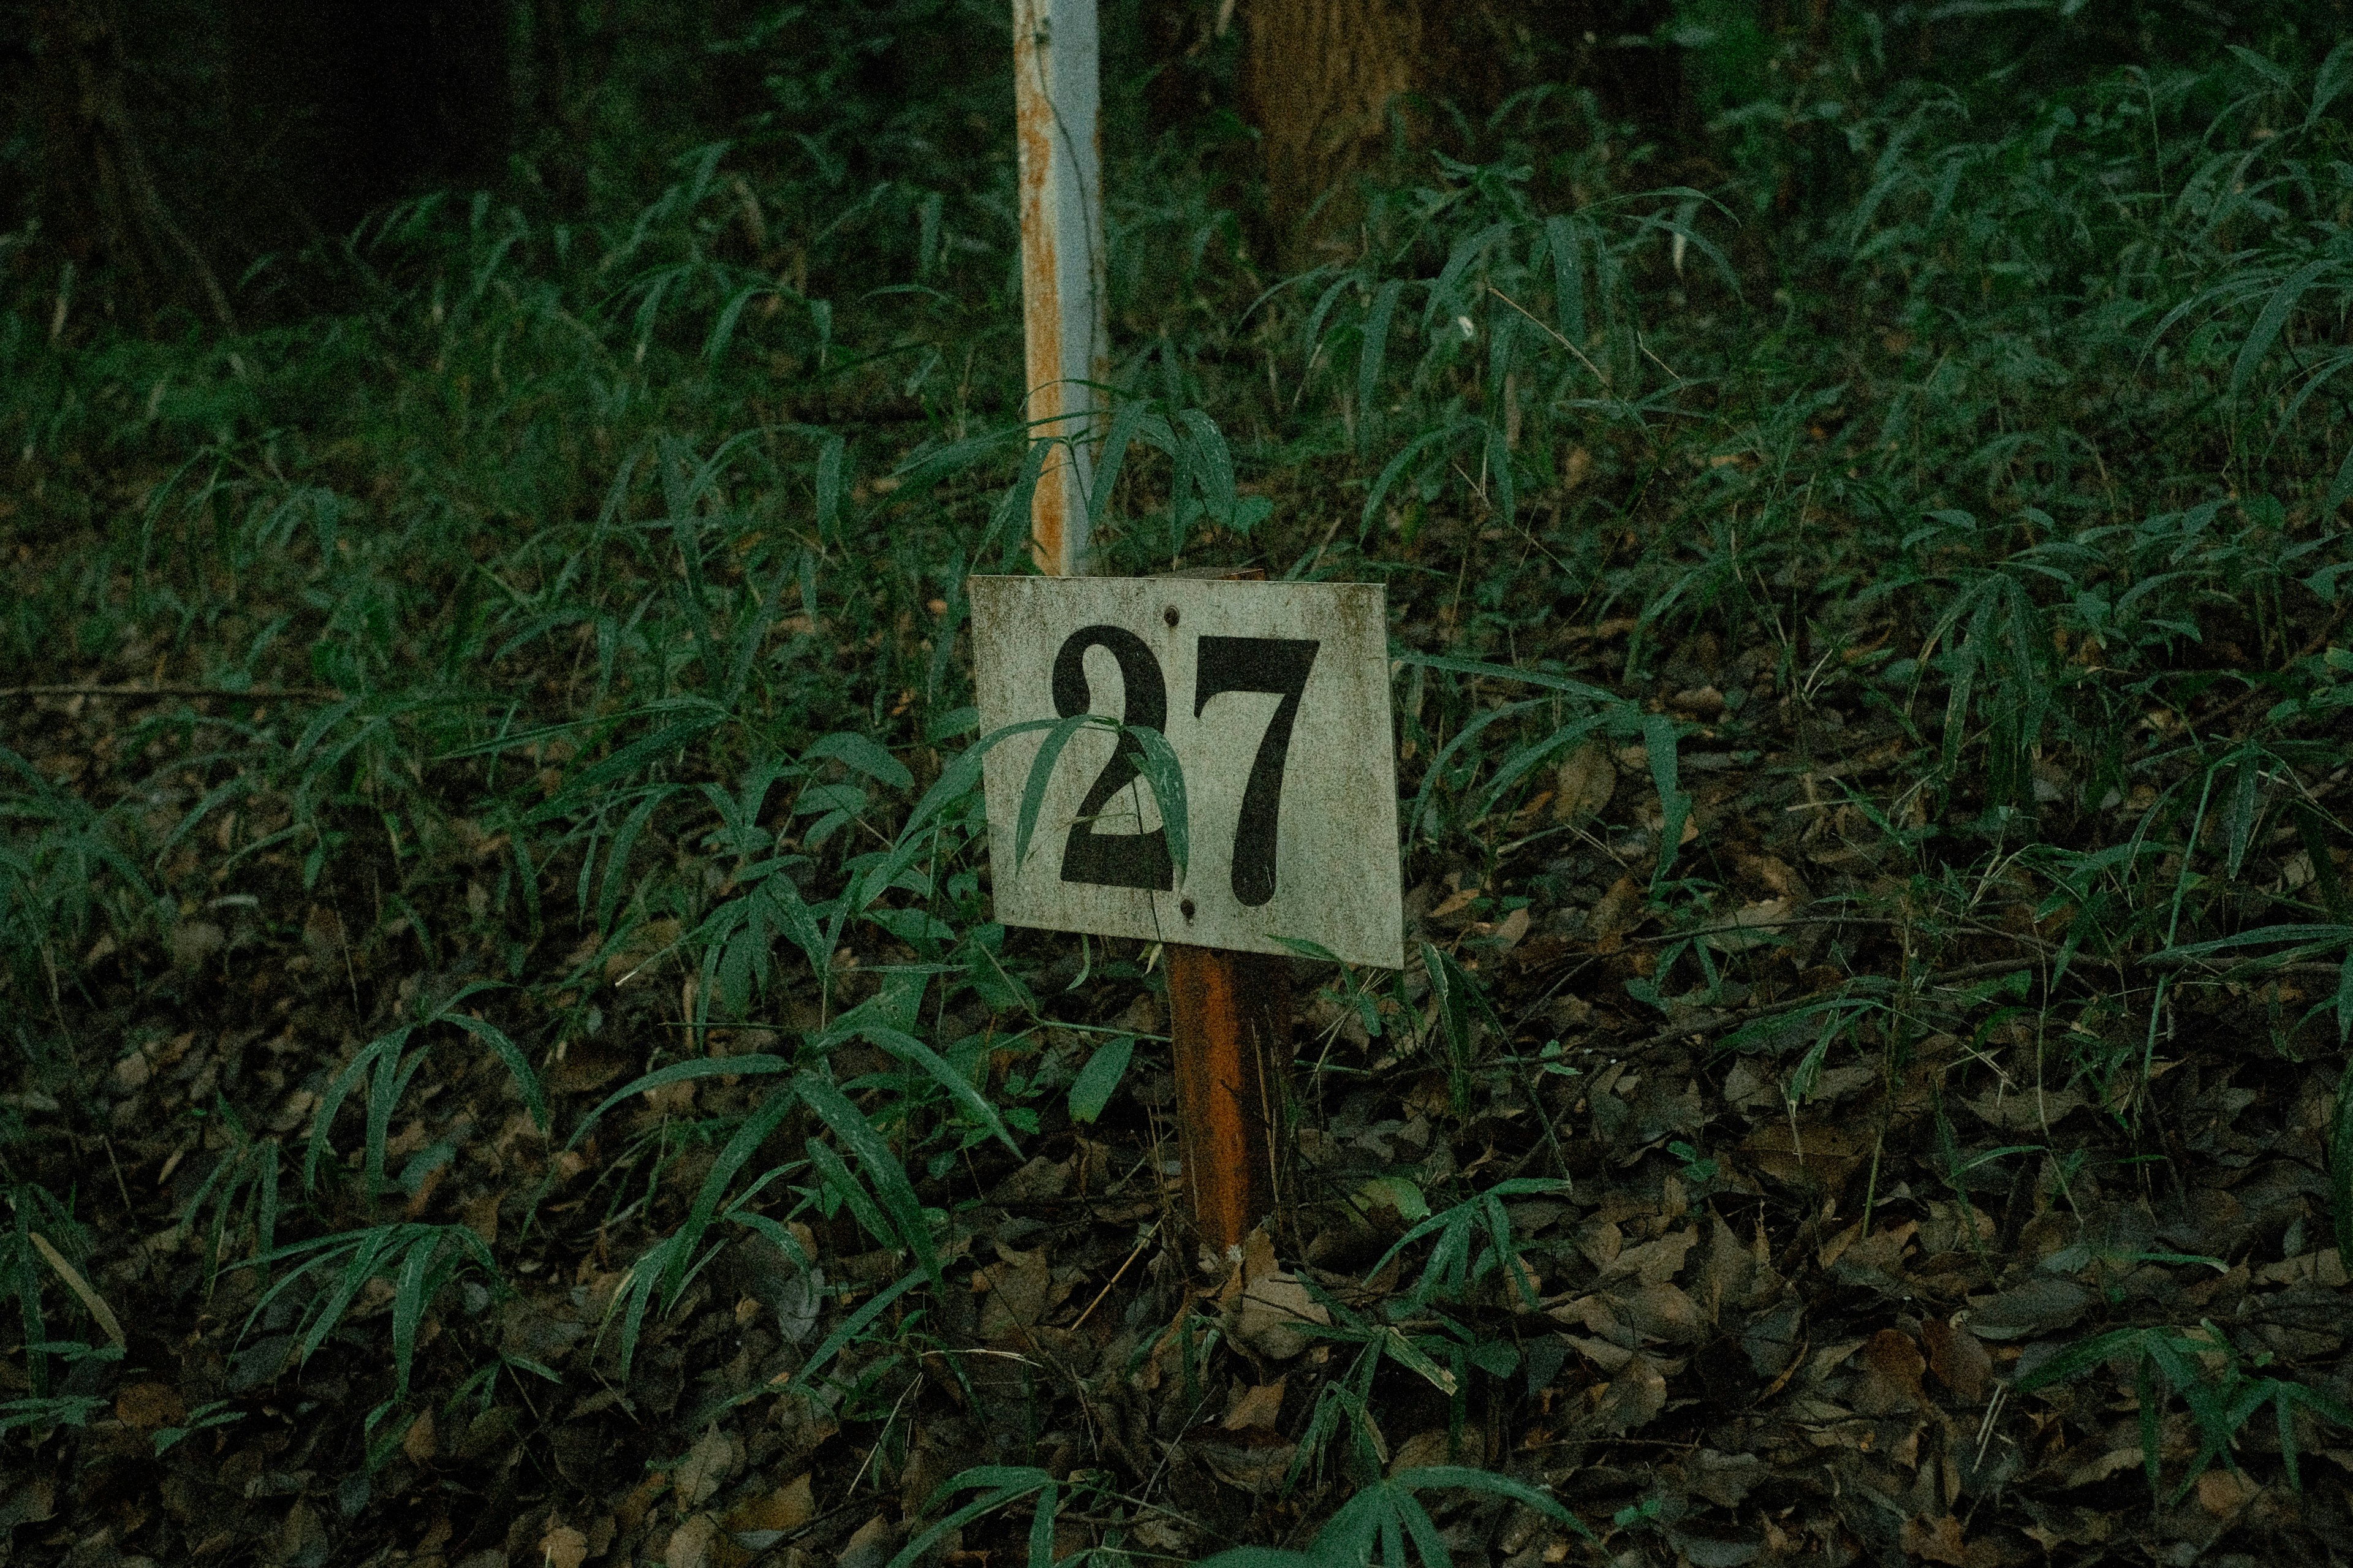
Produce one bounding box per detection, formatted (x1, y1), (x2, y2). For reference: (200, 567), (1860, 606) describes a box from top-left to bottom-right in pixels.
(1180, 898), (1196, 920)
(1164, 606), (1180, 627)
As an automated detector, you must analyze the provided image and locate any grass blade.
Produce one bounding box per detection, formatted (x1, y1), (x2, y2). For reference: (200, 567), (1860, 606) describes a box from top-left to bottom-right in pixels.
(795, 1071), (939, 1287)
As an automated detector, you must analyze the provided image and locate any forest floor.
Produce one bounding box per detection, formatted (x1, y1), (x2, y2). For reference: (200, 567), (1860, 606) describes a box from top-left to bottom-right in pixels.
(7, 37), (2353, 1568)
(4, 582), (2349, 1568)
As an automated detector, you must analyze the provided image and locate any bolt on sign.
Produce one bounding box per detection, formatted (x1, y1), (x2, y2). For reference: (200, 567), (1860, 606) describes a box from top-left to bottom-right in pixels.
(969, 575), (1405, 971)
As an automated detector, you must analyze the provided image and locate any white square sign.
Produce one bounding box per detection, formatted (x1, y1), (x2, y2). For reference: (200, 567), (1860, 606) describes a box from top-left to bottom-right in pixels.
(968, 575), (1404, 969)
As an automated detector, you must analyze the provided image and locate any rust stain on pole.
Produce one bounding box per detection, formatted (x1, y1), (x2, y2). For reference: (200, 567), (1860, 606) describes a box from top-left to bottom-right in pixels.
(1012, 0), (1105, 578)
(1166, 942), (1290, 1260)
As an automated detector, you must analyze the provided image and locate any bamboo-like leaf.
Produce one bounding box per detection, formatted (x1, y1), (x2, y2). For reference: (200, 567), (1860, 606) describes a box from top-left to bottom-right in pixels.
(2231, 256), (2334, 400)
(1124, 722), (1189, 885)
(567, 1055), (791, 1150)
(887, 1468), (1055, 1568)
(306, 1027), (413, 1190)
(25, 1233), (123, 1349)
(786, 1264), (925, 1395)
(805, 731), (913, 790)
(1088, 398), (1154, 532)
(1012, 712), (1104, 871)
(796, 1072), (939, 1287)
(436, 1006), (547, 1135)
(1357, 279), (1404, 447)
(836, 1023), (1017, 1152)
(1643, 710), (1691, 879)
(665, 1082), (805, 1304)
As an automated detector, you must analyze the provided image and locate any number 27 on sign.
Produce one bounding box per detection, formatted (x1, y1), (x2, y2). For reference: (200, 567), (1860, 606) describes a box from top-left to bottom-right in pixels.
(969, 576), (1403, 972)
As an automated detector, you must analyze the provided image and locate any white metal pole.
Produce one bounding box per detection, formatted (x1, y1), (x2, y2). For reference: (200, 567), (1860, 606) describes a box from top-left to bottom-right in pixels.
(1013, 0), (1106, 578)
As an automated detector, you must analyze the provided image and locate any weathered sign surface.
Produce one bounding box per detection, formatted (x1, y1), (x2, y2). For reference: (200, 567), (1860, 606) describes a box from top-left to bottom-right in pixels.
(969, 575), (1404, 969)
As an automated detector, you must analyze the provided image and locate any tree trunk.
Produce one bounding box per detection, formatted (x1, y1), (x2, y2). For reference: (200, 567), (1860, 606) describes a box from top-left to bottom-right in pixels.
(1239, 0), (1686, 256)
(1240, 0), (1422, 252)
(30, 0), (233, 328)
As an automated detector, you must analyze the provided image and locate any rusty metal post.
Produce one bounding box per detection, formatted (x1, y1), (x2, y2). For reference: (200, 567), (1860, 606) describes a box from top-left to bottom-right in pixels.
(1154, 566), (1294, 1259)
(1013, 0), (1105, 578)
(1165, 944), (1290, 1261)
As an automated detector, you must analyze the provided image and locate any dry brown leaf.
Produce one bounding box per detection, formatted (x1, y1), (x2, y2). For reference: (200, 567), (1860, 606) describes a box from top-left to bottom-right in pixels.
(615, 1474), (667, 1536)
(1968, 1277), (2091, 1341)
(2197, 1468), (2258, 1515)
(114, 1382), (183, 1431)
(1563, 1334), (1634, 1372)
(1556, 1279), (1701, 1346)
(1670, 684), (1726, 718)
(990, 1155), (1069, 1203)
(1388, 1428), (1457, 1474)
(2061, 1445), (2145, 1488)
(663, 1512), (718, 1568)
(1694, 1216), (1757, 1322)
(1964, 1085), (2085, 1132)
(1586, 876), (1645, 943)
(1734, 852), (1809, 901)
(1574, 1218), (1623, 1270)
(1898, 1515), (1967, 1566)
(675, 1426), (740, 1511)
(977, 1244), (1053, 1336)
(403, 1408), (437, 1465)
(1620, 1279), (1700, 1343)
(1430, 884), (1483, 920)
(537, 1523), (589, 1568)
(1851, 1329), (1926, 1415)
(838, 1513), (898, 1568)
(1500, 1254), (1544, 1312)
(1194, 1437), (1298, 1493)
(1737, 1121), (1865, 1187)
(1828, 1221), (1916, 1282)
(276, 1500), (325, 1564)
(1594, 1349), (1670, 1433)
(1604, 1228), (1697, 1284)
(1230, 1229), (1329, 1359)
(0, 1477), (53, 1528)
(1223, 1379), (1287, 1432)
(1702, 898), (1792, 952)
(1685, 1449), (1765, 1509)
(1552, 740), (1615, 822)
(1475, 905), (1531, 949)
(725, 1472), (814, 1538)
(1922, 1318), (1991, 1404)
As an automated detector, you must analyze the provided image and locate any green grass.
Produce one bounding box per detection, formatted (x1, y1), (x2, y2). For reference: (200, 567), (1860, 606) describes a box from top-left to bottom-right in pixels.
(2, 18), (2352, 1561)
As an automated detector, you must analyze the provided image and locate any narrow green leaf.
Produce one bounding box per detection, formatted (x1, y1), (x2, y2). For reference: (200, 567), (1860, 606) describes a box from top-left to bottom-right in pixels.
(1357, 279), (1403, 448)
(2014, 1327), (2148, 1392)
(2232, 257), (2333, 400)
(807, 1137), (898, 1253)
(1124, 722), (1189, 884)
(796, 1072), (939, 1287)
(1067, 1034), (1135, 1126)
(805, 731), (914, 790)
(438, 1011), (547, 1135)
(567, 1055), (792, 1150)
(2332, 1028), (2353, 1262)
(665, 1082), (805, 1303)
(530, 713), (725, 823)
(787, 1265), (925, 1395)
(886, 1470), (1055, 1568)
(1012, 713), (1102, 871)
(839, 1024), (1018, 1153)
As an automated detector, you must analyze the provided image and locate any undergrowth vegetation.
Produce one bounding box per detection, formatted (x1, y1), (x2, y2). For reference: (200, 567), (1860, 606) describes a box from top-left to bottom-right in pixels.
(3, 13), (2352, 1567)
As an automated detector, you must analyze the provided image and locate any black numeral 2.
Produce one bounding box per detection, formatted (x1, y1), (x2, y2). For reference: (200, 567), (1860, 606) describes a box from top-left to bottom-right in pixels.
(1050, 627), (1319, 908)
(1053, 625), (1173, 891)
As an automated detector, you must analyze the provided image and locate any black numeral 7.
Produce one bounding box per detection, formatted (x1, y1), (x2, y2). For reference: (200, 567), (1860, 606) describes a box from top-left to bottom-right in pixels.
(1193, 636), (1319, 907)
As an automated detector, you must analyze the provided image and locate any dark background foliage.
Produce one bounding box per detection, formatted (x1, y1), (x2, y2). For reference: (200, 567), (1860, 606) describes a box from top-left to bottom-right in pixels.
(5, 4), (2353, 1567)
